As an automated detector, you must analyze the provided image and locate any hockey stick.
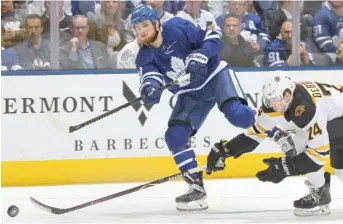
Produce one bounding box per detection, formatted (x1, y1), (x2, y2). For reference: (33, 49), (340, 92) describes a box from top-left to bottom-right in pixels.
(47, 75), (190, 133)
(30, 164), (206, 215)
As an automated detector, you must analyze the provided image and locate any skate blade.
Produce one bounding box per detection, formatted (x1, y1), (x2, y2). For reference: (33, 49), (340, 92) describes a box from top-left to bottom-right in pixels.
(294, 205), (331, 217)
(176, 199), (208, 212)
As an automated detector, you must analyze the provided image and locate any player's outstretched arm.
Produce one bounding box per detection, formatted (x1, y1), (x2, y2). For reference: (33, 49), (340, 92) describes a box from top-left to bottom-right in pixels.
(206, 133), (260, 175)
(136, 58), (165, 105)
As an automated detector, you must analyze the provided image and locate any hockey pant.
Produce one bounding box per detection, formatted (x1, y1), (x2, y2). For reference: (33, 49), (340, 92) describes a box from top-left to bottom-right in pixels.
(164, 68), (249, 180)
(293, 116), (343, 187)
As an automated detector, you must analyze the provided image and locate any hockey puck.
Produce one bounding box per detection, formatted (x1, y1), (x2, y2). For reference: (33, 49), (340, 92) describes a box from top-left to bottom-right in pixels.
(7, 205), (19, 217)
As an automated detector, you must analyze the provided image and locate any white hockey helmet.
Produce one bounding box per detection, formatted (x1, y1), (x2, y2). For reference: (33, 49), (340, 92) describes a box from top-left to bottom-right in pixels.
(262, 71), (296, 109)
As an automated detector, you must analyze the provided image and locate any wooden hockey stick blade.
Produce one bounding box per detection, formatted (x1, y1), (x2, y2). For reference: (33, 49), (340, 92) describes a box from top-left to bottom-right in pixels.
(30, 164), (206, 215)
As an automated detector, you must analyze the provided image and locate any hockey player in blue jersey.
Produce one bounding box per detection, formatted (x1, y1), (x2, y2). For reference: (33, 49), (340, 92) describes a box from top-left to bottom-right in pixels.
(312, 1), (343, 54)
(131, 4), (256, 211)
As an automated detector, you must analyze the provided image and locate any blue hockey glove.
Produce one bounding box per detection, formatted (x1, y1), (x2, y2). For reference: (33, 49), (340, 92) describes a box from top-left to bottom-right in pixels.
(186, 49), (209, 81)
(140, 81), (163, 105)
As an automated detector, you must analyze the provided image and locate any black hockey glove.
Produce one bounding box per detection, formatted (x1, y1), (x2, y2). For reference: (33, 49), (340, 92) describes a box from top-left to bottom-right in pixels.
(256, 156), (297, 184)
(270, 127), (297, 157)
(206, 140), (230, 175)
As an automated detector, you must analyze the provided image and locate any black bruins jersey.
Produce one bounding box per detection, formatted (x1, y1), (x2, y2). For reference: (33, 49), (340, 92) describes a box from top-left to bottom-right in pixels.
(225, 81), (343, 173)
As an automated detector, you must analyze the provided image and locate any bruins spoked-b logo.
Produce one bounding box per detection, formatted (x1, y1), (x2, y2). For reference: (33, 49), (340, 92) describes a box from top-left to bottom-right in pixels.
(122, 81), (154, 126)
(295, 105), (306, 118)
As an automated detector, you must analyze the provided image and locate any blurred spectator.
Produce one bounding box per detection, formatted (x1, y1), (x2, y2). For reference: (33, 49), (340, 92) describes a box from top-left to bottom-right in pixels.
(1, 0), (26, 48)
(124, 1), (173, 43)
(147, 0), (174, 20)
(219, 14), (256, 67)
(264, 20), (314, 66)
(27, 0), (72, 16)
(15, 14), (51, 70)
(337, 40), (343, 64)
(122, 1), (142, 21)
(263, 0), (312, 45)
(163, 0), (185, 15)
(312, 1), (343, 56)
(216, 0), (270, 52)
(60, 15), (111, 69)
(41, 0), (73, 45)
(251, 0), (278, 18)
(247, 0), (257, 14)
(92, 0), (126, 58)
(117, 38), (141, 69)
(1, 25), (22, 71)
(303, 1), (324, 16)
(71, 0), (99, 21)
(176, 0), (220, 33)
(207, 1), (225, 18)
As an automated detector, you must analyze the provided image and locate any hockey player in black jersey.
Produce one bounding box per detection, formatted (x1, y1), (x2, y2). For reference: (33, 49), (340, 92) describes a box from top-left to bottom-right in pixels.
(206, 72), (343, 216)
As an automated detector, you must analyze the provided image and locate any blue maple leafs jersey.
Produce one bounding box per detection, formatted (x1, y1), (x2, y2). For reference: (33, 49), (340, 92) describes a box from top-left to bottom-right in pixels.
(1, 47), (22, 71)
(215, 12), (270, 50)
(264, 38), (314, 66)
(312, 2), (343, 53)
(135, 17), (228, 97)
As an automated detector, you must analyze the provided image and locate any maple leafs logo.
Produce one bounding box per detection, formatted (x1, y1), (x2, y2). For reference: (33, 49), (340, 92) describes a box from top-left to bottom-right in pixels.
(33, 58), (50, 69)
(166, 56), (190, 87)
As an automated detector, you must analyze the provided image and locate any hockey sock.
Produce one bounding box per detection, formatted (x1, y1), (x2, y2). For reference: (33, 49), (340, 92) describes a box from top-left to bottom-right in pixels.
(165, 124), (200, 181)
(336, 169), (343, 182)
(306, 167), (325, 188)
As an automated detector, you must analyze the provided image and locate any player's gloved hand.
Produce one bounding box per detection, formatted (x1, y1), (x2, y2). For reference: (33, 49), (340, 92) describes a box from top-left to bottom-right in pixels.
(186, 49), (209, 81)
(206, 140), (230, 175)
(140, 81), (163, 105)
(256, 156), (297, 184)
(269, 127), (297, 157)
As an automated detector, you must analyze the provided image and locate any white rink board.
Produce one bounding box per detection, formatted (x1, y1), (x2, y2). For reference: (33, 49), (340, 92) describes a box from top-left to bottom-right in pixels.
(2, 70), (343, 161)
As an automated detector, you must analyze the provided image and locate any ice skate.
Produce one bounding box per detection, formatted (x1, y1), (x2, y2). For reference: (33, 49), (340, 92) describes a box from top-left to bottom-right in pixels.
(294, 172), (331, 217)
(175, 172), (208, 211)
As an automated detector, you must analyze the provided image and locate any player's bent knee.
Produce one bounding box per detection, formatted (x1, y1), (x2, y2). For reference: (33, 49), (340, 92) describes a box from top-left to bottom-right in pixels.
(165, 124), (193, 153)
(221, 99), (255, 129)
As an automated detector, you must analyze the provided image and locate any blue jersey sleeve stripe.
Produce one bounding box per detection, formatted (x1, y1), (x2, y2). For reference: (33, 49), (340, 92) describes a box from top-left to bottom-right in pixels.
(204, 34), (220, 41)
(11, 65), (23, 70)
(140, 72), (163, 83)
(269, 60), (286, 67)
(141, 76), (164, 85)
(320, 40), (334, 49)
(316, 36), (331, 41)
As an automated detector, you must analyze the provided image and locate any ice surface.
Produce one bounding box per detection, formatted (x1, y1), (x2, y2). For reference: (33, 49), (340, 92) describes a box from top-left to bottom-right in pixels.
(1, 176), (343, 224)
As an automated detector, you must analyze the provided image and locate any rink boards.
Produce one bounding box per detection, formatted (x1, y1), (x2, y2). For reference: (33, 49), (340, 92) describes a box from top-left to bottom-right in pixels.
(2, 69), (342, 186)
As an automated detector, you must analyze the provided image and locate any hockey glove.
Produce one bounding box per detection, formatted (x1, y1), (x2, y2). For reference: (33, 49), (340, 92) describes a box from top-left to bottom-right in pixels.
(186, 49), (209, 82)
(140, 80), (163, 105)
(270, 127), (297, 157)
(206, 140), (231, 175)
(256, 156), (297, 184)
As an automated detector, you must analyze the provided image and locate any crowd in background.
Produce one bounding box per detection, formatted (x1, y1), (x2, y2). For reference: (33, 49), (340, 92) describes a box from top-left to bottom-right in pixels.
(1, 0), (343, 71)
